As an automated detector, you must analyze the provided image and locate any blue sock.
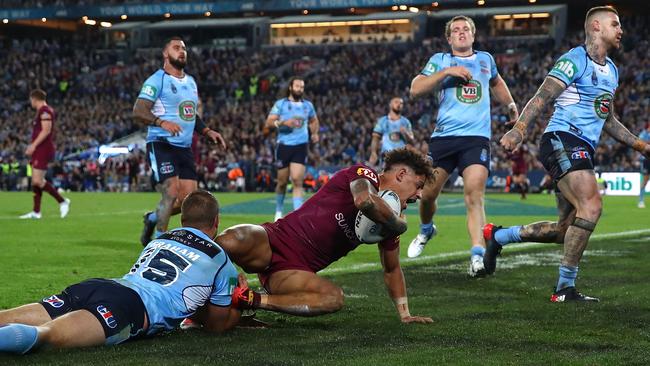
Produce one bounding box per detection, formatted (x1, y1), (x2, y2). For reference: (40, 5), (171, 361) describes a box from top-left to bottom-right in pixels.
(494, 226), (522, 246)
(557, 265), (578, 291)
(470, 246), (486, 258)
(275, 194), (285, 213)
(640, 186), (645, 203)
(0, 323), (39, 354)
(293, 197), (303, 210)
(148, 211), (158, 223)
(420, 222), (434, 237)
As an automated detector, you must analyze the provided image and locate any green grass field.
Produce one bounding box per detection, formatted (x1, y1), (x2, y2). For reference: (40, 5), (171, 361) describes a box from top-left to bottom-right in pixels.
(1, 191), (649, 365)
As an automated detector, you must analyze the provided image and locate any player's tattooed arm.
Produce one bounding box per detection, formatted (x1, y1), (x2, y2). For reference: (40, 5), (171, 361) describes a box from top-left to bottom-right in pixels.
(603, 101), (650, 156)
(500, 76), (566, 151)
(133, 98), (158, 125)
(350, 179), (407, 236)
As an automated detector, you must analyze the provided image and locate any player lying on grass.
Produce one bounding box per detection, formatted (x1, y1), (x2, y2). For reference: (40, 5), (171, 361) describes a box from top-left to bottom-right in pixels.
(210, 148), (434, 323)
(0, 191), (240, 354)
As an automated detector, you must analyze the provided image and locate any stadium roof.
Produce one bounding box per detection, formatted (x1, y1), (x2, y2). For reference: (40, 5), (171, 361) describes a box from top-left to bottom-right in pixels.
(270, 11), (421, 24)
(427, 4), (566, 18)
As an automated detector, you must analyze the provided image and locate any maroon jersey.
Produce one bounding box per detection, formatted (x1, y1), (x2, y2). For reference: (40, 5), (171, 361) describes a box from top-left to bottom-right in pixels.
(262, 164), (399, 274)
(509, 149), (527, 175)
(31, 105), (56, 151)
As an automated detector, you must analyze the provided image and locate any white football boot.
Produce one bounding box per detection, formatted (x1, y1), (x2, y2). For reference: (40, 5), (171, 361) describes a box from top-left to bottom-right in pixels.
(407, 224), (437, 258)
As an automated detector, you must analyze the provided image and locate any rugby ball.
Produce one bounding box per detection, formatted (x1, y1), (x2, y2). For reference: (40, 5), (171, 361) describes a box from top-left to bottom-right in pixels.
(355, 190), (401, 243)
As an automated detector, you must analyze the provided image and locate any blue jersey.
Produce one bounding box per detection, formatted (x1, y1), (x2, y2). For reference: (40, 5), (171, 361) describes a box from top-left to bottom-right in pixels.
(138, 69), (199, 148)
(545, 46), (619, 149)
(117, 227), (237, 335)
(373, 115), (412, 153)
(420, 51), (498, 139)
(269, 98), (316, 146)
(640, 130), (650, 161)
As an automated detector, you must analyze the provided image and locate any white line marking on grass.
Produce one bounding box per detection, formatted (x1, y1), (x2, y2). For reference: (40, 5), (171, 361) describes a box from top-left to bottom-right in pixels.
(0, 210), (144, 220)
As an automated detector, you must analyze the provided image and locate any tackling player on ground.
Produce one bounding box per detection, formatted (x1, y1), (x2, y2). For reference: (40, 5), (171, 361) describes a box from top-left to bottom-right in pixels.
(264, 76), (320, 221)
(484, 6), (650, 302)
(208, 148), (433, 323)
(19, 89), (70, 219)
(134, 36), (226, 245)
(368, 97), (414, 168)
(407, 16), (518, 277)
(0, 191), (240, 354)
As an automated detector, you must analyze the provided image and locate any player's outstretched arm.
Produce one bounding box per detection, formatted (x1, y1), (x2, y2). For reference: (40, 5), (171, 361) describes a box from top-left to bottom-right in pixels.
(194, 303), (241, 333)
(350, 179), (407, 237)
(379, 246), (433, 324)
(603, 101), (650, 158)
(500, 76), (566, 152)
(489, 74), (519, 123)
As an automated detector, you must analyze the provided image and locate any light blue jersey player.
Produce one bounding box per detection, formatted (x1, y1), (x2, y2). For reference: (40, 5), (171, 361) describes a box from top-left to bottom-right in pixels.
(369, 97), (414, 167)
(264, 77), (320, 221)
(544, 45), (618, 148)
(138, 69), (198, 148)
(0, 191), (241, 354)
(639, 125), (650, 207)
(118, 227), (237, 335)
(135, 37), (226, 247)
(408, 16), (518, 277)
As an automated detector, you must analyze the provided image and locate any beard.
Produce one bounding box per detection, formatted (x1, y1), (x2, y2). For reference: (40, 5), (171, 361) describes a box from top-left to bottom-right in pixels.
(391, 107), (402, 114)
(289, 89), (303, 100)
(169, 55), (186, 70)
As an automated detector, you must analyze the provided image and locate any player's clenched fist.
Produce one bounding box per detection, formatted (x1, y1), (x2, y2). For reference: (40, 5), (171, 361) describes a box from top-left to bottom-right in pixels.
(500, 128), (524, 152)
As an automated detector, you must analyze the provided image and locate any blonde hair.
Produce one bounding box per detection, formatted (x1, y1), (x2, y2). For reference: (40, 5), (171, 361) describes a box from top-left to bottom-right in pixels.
(584, 6), (618, 32)
(445, 16), (476, 38)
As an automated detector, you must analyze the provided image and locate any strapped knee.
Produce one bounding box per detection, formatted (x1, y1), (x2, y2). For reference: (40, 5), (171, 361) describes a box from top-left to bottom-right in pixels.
(571, 217), (596, 232)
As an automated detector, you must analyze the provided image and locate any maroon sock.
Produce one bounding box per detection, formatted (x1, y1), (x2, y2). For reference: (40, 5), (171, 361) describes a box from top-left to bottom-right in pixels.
(42, 181), (64, 203)
(33, 185), (43, 213)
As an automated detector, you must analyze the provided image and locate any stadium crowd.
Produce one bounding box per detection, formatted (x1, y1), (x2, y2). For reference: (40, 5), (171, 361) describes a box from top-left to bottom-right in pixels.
(1, 16), (649, 192)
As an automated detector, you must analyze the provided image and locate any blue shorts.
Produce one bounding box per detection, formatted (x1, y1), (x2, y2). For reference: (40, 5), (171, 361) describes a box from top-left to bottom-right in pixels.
(275, 143), (308, 169)
(146, 141), (197, 184)
(539, 131), (595, 182)
(428, 136), (490, 175)
(40, 278), (147, 345)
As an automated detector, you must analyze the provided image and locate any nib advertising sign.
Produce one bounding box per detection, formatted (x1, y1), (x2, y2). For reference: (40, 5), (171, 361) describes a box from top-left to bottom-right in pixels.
(601, 172), (650, 196)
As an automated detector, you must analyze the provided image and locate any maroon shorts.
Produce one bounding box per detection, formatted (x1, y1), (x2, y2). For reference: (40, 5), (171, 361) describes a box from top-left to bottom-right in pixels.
(31, 147), (55, 170)
(258, 222), (315, 292)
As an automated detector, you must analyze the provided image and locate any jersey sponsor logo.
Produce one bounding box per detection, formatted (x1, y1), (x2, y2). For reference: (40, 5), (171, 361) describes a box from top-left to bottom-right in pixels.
(43, 295), (65, 308)
(456, 80), (482, 103)
(96, 305), (118, 329)
(424, 62), (437, 74)
(228, 277), (237, 294)
(178, 101), (196, 121)
(336, 212), (357, 241)
(356, 167), (378, 184)
(40, 111), (52, 120)
(480, 148), (488, 162)
(389, 132), (401, 142)
(141, 84), (157, 98)
(160, 162), (174, 175)
(552, 59), (578, 80)
(157, 229), (222, 258)
(594, 93), (613, 119)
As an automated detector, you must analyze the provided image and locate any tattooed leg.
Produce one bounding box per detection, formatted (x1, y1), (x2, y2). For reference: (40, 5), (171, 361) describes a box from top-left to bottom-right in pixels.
(518, 191), (576, 244)
(156, 177), (179, 233)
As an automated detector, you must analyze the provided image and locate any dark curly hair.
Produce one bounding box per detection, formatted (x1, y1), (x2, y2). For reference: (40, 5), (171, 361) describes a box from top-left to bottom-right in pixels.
(383, 148), (433, 181)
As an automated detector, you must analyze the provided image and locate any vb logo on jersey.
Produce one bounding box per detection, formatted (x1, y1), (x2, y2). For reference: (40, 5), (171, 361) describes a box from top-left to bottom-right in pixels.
(456, 80), (482, 104)
(594, 93), (613, 119)
(178, 101), (196, 121)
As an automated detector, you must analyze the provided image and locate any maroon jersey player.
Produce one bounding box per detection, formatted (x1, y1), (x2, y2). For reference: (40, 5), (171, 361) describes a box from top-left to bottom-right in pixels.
(508, 144), (529, 199)
(216, 148), (434, 323)
(20, 89), (70, 219)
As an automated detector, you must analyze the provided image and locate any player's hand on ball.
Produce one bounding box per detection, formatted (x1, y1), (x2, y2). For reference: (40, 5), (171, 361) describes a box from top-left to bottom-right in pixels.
(161, 120), (182, 135)
(401, 315), (433, 324)
(206, 130), (227, 149)
(444, 66), (472, 82)
(500, 129), (523, 152)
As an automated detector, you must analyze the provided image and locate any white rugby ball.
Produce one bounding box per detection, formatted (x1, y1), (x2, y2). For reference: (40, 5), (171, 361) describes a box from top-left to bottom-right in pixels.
(355, 190), (401, 243)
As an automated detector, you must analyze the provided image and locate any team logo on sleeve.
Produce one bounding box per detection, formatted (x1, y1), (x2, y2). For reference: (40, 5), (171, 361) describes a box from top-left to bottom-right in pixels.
(456, 80), (482, 104)
(141, 84), (157, 98)
(43, 295), (65, 308)
(357, 168), (378, 184)
(594, 93), (613, 119)
(96, 305), (118, 329)
(178, 101), (197, 121)
(552, 59), (577, 80)
(424, 62), (437, 74)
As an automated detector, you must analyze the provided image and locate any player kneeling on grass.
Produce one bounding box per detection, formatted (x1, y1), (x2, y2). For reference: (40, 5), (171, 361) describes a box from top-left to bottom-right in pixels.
(213, 148), (434, 323)
(0, 190), (241, 354)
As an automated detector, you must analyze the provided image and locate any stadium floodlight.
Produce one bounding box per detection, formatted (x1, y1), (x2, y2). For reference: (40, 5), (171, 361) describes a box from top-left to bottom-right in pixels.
(391, 5), (398, 10)
(84, 19), (97, 25)
(409, 7), (419, 13)
(100, 22), (112, 28)
(2, 19), (7, 24)
(477, 0), (485, 5)
(121, 14), (128, 20)
(41, 17), (46, 22)
(532, 13), (550, 18)
(513, 14), (531, 19)
(303, 9), (309, 14)
(432, 2), (439, 6)
(399, 5), (407, 10)
(205, 11), (211, 16)
(164, 13), (171, 18)
(82, 15), (88, 21)
(529, 0), (537, 3)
